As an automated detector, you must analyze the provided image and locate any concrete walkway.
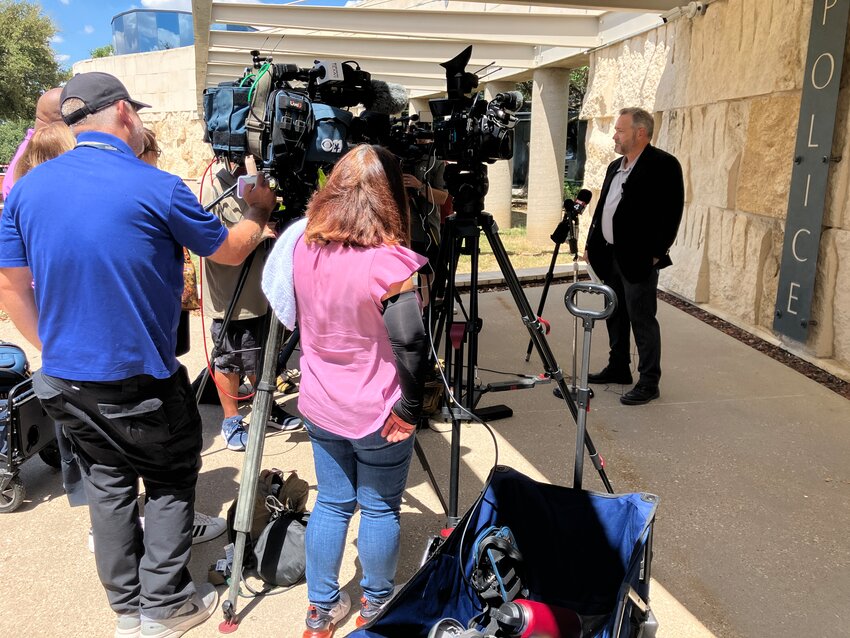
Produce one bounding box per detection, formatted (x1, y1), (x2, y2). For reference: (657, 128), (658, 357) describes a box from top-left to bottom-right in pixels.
(0, 279), (847, 638)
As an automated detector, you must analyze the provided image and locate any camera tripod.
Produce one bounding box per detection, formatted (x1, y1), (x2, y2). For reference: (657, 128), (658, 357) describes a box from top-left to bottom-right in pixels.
(425, 162), (613, 528)
(191, 182), (301, 629)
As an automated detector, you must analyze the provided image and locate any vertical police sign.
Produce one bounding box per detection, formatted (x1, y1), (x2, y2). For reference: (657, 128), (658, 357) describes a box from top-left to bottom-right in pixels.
(775, 0), (850, 342)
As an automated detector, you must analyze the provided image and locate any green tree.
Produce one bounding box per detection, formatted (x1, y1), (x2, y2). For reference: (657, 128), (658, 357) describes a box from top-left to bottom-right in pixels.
(90, 44), (114, 58)
(0, 118), (30, 165)
(0, 0), (70, 121)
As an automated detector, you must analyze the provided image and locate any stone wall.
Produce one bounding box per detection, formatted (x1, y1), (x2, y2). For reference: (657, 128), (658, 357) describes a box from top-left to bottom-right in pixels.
(72, 47), (212, 182)
(580, 0), (850, 377)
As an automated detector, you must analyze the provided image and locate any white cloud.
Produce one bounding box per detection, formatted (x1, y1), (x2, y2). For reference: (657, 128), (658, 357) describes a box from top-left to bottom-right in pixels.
(59, 0), (70, 5)
(51, 35), (64, 44)
(83, 25), (94, 34)
(55, 54), (71, 63)
(141, 0), (192, 9)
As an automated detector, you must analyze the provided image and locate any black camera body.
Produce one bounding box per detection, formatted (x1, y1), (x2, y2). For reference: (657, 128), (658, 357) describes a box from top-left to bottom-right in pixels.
(203, 51), (405, 216)
(386, 116), (434, 171)
(429, 46), (522, 166)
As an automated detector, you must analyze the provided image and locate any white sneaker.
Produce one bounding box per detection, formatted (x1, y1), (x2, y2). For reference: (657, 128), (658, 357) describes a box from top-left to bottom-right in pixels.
(191, 512), (226, 545)
(115, 613), (141, 638)
(140, 582), (219, 638)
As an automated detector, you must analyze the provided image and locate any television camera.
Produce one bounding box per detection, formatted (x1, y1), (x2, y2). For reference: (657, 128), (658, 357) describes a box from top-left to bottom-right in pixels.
(428, 45), (524, 215)
(202, 50), (408, 216)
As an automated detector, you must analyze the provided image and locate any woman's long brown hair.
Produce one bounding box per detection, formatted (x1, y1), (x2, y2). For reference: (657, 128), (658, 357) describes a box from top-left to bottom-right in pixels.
(304, 144), (410, 247)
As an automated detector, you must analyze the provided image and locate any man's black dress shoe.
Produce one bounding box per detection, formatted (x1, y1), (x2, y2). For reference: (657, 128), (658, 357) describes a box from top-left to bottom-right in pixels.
(620, 384), (660, 405)
(587, 366), (633, 385)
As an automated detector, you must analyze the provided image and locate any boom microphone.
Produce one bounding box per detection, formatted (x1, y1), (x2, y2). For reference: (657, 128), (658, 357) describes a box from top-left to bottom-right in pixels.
(366, 80), (410, 115)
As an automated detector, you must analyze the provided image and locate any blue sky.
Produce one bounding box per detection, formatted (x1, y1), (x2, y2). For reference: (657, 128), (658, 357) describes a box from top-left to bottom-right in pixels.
(40, 0), (349, 69)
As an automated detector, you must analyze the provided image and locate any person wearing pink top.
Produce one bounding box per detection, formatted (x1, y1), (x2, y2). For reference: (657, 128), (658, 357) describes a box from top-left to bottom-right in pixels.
(2, 88), (63, 200)
(291, 145), (428, 638)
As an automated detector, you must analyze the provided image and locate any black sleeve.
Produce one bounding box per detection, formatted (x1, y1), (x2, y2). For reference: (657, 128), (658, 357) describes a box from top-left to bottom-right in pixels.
(382, 290), (429, 425)
(653, 153), (685, 257)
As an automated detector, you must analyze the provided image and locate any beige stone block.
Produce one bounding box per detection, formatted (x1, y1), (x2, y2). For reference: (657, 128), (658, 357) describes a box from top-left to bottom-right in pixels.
(707, 208), (780, 326)
(654, 21), (690, 112)
(808, 228), (839, 358)
(755, 221), (782, 331)
(823, 229), (850, 366)
(736, 94), (799, 217)
(582, 117), (616, 193)
(824, 77), (850, 231)
(680, 101), (748, 210)
(684, 0), (807, 104)
(582, 28), (674, 120)
(661, 203), (709, 302)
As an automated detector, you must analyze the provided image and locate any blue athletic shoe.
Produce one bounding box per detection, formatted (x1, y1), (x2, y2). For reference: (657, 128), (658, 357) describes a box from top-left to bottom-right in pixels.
(222, 416), (248, 451)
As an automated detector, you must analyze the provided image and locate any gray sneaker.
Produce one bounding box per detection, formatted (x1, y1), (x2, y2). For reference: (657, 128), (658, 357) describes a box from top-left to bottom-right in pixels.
(115, 613), (141, 638)
(140, 582), (219, 638)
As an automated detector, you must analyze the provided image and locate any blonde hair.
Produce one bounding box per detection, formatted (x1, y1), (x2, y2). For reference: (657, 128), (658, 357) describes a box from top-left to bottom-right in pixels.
(13, 122), (76, 181)
(139, 127), (161, 166)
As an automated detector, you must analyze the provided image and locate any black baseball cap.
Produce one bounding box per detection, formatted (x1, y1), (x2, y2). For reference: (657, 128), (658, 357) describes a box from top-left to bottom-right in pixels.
(60, 72), (151, 125)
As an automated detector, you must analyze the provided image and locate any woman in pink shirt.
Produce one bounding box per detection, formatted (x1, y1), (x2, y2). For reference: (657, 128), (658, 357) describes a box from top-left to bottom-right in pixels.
(293, 145), (428, 638)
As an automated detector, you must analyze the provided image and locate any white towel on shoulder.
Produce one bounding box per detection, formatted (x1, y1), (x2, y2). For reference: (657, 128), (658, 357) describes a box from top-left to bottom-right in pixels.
(262, 216), (308, 330)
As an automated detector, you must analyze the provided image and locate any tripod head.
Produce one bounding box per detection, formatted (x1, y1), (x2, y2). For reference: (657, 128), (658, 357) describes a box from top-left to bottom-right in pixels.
(443, 161), (490, 218)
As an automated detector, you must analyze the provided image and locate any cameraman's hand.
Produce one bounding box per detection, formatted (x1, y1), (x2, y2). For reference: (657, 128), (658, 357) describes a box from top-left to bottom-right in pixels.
(381, 410), (416, 443)
(403, 174), (423, 192)
(262, 221), (278, 241)
(243, 173), (277, 217)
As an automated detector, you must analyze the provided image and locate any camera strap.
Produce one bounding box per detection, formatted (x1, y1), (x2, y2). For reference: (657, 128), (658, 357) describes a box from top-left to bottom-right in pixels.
(246, 69), (273, 160)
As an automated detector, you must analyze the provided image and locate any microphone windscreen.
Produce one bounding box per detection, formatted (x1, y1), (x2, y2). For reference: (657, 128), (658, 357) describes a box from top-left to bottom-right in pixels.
(575, 189), (593, 205)
(563, 198), (575, 211)
(367, 80), (409, 115)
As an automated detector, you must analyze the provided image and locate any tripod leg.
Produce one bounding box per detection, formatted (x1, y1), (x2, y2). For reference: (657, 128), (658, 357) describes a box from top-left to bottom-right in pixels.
(414, 437), (448, 516)
(525, 245), (561, 361)
(480, 215), (613, 493)
(221, 316), (289, 626)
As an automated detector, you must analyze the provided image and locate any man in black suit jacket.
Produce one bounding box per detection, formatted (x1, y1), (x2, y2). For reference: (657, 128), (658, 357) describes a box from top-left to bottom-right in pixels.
(584, 107), (684, 405)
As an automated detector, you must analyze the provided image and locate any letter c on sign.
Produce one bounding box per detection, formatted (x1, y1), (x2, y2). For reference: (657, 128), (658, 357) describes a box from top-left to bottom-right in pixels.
(792, 228), (811, 262)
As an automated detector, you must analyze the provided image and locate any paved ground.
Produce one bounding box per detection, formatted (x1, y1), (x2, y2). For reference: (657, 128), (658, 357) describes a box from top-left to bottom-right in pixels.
(0, 278), (847, 638)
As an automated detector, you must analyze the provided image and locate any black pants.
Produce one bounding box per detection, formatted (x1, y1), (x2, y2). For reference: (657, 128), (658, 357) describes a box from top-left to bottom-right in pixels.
(33, 367), (202, 620)
(602, 257), (662, 387)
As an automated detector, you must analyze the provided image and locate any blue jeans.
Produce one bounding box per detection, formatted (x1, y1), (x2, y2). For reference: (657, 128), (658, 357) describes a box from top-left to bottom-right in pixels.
(304, 419), (415, 608)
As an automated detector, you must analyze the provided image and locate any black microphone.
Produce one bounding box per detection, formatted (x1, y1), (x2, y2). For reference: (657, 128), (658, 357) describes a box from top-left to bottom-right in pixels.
(568, 188), (593, 216)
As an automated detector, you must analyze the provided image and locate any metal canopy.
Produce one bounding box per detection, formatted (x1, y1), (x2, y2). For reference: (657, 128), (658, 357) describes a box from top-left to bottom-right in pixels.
(193, 0), (671, 108)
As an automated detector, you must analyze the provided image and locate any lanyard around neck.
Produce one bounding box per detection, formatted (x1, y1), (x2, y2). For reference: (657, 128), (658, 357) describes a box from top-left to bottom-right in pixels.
(76, 141), (121, 152)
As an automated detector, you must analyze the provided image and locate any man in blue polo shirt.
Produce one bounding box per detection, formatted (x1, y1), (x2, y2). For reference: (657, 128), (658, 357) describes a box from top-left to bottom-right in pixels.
(0, 72), (277, 638)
